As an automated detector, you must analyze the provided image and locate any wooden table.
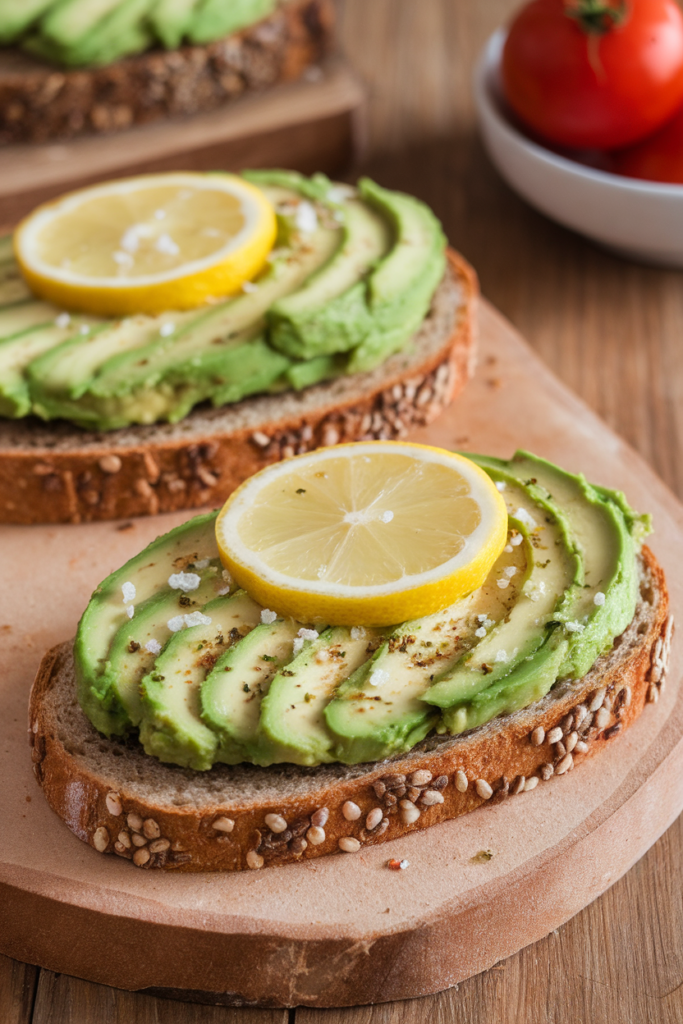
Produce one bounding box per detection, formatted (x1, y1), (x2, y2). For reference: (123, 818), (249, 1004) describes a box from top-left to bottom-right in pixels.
(2, 1), (683, 1020)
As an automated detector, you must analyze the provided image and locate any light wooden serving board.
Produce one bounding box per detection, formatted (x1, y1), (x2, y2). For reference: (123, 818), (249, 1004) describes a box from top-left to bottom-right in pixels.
(1, 299), (682, 1008)
(0, 58), (365, 226)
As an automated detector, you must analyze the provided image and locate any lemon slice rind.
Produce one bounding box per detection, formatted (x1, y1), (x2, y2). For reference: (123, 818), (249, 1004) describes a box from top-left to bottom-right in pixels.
(216, 442), (509, 626)
(14, 173), (277, 316)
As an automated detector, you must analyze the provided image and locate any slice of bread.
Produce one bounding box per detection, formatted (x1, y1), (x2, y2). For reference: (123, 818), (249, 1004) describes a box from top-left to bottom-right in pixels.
(0, 249), (477, 525)
(0, 0), (334, 145)
(28, 546), (671, 873)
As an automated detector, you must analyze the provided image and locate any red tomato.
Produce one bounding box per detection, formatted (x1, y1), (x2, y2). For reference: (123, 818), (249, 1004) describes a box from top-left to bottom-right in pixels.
(502, 0), (683, 150)
(612, 103), (683, 181)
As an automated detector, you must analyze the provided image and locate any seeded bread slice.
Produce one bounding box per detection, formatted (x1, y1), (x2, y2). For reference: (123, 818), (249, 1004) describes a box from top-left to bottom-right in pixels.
(0, 0), (334, 145)
(0, 249), (477, 525)
(28, 546), (671, 873)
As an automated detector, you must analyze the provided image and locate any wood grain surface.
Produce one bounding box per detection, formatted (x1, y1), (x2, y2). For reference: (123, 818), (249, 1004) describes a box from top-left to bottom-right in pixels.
(3, 0), (683, 1020)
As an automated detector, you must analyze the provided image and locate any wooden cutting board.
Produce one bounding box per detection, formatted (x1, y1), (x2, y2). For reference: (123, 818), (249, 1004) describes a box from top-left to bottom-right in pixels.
(1, 298), (682, 1008)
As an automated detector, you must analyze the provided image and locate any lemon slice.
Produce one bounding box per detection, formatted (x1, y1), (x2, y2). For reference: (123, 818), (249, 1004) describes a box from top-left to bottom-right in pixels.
(14, 172), (277, 316)
(216, 442), (508, 626)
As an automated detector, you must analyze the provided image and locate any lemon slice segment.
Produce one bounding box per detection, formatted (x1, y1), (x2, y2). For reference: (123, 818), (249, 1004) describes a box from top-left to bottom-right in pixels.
(14, 172), (277, 316)
(216, 442), (508, 626)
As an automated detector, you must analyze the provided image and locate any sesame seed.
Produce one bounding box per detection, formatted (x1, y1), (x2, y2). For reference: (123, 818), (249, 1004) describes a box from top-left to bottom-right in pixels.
(523, 777), (539, 792)
(409, 770), (432, 786)
(338, 837), (361, 853)
(547, 726), (563, 744)
(93, 827), (109, 852)
(366, 808), (383, 830)
(212, 817), (234, 832)
(106, 792), (122, 816)
(311, 807), (329, 827)
(342, 801), (361, 821)
(246, 850), (264, 870)
(420, 790), (444, 806)
(594, 707), (611, 729)
(133, 848), (150, 867)
(265, 813), (287, 833)
(475, 779), (493, 800)
(306, 825), (326, 846)
(555, 753), (574, 776)
(531, 726), (545, 746)
(399, 801), (420, 825)
(455, 770), (468, 793)
(589, 688), (606, 712)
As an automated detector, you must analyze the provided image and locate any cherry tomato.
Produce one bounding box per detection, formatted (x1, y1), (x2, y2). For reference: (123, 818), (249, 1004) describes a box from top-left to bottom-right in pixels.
(502, 0), (683, 150)
(612, 104), (683, 182)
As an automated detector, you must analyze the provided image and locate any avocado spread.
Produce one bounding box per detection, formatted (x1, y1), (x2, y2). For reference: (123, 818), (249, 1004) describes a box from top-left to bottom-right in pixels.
(1, 0), (277, 68)
(75, 450), (650, 770)
(0, 171), (446, 430)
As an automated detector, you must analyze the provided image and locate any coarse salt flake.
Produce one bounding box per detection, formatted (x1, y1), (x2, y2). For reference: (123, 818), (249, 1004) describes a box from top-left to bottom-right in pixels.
(514, 507), (536, 529)
(350, 626), (366, 640)
(298, 628), (319, 641)
(168, 572), (201, 592)
(594, 592), (606, 606)
(497, 579), (510, 589)
(184, 611), (212, 628)
(159, 322), (175, 337)
(292, 637), (305, 655)
(145, 639), (162, 655)
(475, 627), (487, 638)
(155, 233), (180, 256)
(380, 510), (394, 523)
(565, 620), (585, 633)
(79, 324), (91, 335)
(261, 609), (278, 625)
(504, 566), (518, 578)
(495, 481), (506, 491)
(126, 605), (134, 619)
(295, 201), (318, 233)
(167, 616), (185, 633)
(217, 586), (231, 596)
(495, 650), (508, 663)
(369, 668), (390, 688)
(122, 581), (136, 604)
(194, 558), (210, 569)
(55, 312), (71, 328)
(241, 281), (258, 293)
(504, 545), (513, 553)
(510, 533), (524, 547)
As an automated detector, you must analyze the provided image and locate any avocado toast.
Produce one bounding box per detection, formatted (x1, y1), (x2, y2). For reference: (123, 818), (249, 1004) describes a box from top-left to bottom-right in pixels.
(0, 170), (477, 524)
(29, 450), (672, 872)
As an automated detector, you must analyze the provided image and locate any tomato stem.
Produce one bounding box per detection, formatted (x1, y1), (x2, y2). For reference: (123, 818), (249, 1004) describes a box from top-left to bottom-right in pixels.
(564, 0), (628, 35)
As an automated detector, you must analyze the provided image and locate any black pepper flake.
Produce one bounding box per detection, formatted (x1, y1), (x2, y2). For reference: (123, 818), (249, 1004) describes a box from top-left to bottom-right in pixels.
(128, 640), (140, 653)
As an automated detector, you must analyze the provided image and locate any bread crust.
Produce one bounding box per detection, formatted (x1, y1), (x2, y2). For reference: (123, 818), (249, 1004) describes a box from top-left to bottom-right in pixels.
(0, 249), (478, 525)
(28, 546), (671, 873)
(0, 0), (334, 145)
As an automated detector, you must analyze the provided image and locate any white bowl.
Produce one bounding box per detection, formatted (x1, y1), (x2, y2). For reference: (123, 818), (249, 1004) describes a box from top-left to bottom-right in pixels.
(474, 29), (683, 267)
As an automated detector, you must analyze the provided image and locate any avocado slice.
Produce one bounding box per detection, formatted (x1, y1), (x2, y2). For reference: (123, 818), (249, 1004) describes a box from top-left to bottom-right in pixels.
(325, 537), (528, 764)
(200, 617), (300, 764)
(0, 318), (93, 417)
(267, 196), (391, 359)
(40, 0), (121, 47)
(0, 265), (32, 308)
(345, 178), (447, 373)
(259, 626), (377, 766)
(474, 451), (646, 679)
(0, 0), (56, 44)
(188, 0), (275, 45)
(139, 590), (262, 770)
(425, 483), (581, 710)
(75, 510), (220, 736)
(148, 0), (200, 48)
(103, 562), (229, 728)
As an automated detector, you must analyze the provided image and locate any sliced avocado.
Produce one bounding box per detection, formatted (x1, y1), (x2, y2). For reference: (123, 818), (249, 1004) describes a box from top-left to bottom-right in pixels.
(28, 312), (196, 426)
(441, 635), (570, 735)
(425, 483), (581, 709)
(104, 563), (228, 728)
(0, 0), (56, 44)
(259, 627), (375, 766)
(200, 617), (300, 764)
(473, 451), (643, 679)
(75, 510), (220, 736)
(139, 590), (262, 770)
(0, 320), (93, 417)
(188, 0), (275, 45)
(41, 0), (121, 47)
(0, 265), (32, 307)
(148, 0), (200, 48)
(267, 197), (391, 359)
(325, 538), (528, 764)
(344, 178), (447, 373)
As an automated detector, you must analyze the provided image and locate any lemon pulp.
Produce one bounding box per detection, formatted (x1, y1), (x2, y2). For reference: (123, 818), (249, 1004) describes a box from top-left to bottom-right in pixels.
(216, 442), (509, 626)
(14, 172), (277, 316)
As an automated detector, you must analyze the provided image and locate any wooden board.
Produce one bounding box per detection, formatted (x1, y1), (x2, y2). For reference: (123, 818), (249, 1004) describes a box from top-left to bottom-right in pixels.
(0, 298), (682, 1008)
(0, 58), (365, 226)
